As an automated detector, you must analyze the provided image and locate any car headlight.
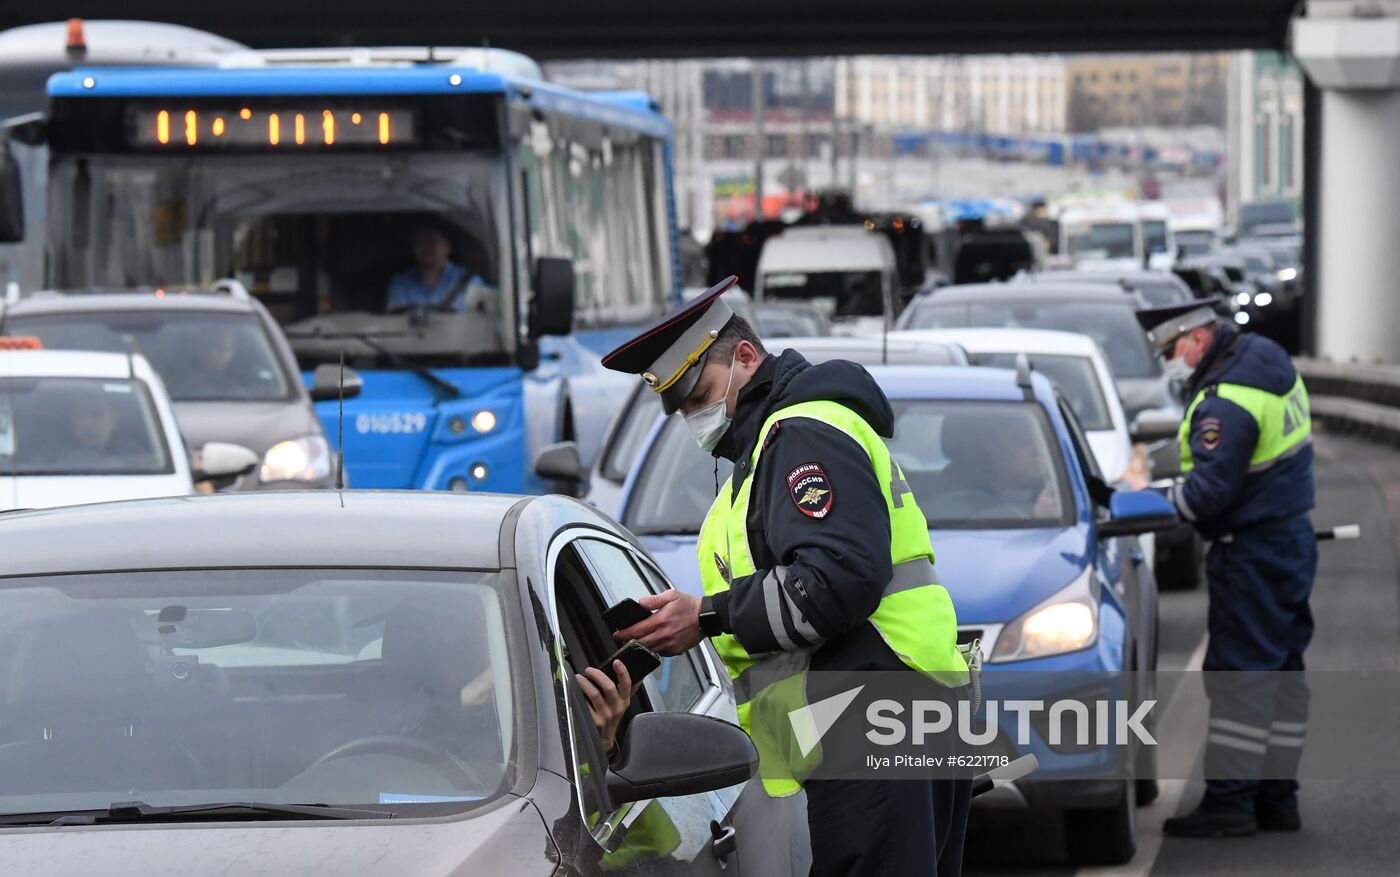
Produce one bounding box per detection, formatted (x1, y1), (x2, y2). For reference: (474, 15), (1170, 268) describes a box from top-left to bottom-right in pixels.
(991, 567), (1098, 662)
(260, 435), (332, 483)
(1235, 291), (1252, 306)
(1254, 292), (1273, 307)
(1276, 267), (1297, 283)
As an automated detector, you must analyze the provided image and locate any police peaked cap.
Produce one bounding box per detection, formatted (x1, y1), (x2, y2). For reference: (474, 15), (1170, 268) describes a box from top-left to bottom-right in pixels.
(1135, 302), (1218, 354)
(601, 276), (739, 415)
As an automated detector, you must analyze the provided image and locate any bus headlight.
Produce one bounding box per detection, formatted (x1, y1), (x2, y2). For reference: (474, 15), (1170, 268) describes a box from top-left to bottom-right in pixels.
(260, 435), (331, 483)
(991, 568), (1098, 662)
(471, 410), (497, 434)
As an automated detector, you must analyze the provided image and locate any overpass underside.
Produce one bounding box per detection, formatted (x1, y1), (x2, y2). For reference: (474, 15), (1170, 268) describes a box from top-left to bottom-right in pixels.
(0, 1), (1297, 55)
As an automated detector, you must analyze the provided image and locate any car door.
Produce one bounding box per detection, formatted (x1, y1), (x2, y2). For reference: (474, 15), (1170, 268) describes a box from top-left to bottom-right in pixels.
(550, 532), (731, 875)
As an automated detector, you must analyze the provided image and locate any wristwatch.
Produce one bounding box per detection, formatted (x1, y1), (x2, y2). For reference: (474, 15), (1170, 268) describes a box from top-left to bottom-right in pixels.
(698, 595), (723, 637)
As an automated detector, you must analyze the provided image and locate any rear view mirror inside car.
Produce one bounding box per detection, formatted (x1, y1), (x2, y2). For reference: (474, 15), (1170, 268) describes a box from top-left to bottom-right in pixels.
(134, 606), (257, 649)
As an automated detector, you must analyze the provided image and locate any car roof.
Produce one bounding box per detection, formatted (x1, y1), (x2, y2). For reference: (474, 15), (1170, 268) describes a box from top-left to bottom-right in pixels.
(770, 335), (966, 366)
(3, 291), (258, 317)
(757, 227), (894, 273)
(1028, 269), (1176, 285)
(0, 491), (525, 577)
(892, 327), (1103, 358)
(0, 348), (160, 381)
(919, 282), (1136, 304)
(863, 364), (1052, 404)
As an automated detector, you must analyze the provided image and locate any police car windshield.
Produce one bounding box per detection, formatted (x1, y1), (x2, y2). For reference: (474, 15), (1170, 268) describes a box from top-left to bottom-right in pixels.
(966, 353), (1113, 431)
(0, 568), (513, 820)
(624, 398), (1072, 534)
(5, 313), (292, 403)
(904, 300), (1161, 379)
(0, 377), (173, 476)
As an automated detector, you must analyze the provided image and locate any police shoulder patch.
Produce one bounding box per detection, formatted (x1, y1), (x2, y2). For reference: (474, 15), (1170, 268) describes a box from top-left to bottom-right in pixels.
(787, 462), (834, 519)
(1196, 416), (1223, 451)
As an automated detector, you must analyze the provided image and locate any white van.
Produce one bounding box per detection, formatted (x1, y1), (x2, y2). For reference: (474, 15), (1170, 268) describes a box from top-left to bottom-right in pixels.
(753, 226), (898, 335)
(1058, 203), (1143, 273)
(0, 346), (256, 510)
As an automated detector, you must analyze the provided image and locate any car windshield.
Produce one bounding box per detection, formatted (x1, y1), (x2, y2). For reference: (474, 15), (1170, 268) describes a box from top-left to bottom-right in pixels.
(1130, 280), (1191, 307)
(0, 376), (173, 475)
(1142, 220), (1169, 254)
(600, 387), (665, 483)
(762, 270), (884, 317)
(623, 398), (1073, 535)
(967, 353), (1113, 430)
(904, 299), (1161, 379)
(1066, 222), (1135, 260)
(45, 154), (512, 369)
(1175, 230), (1216, 255)
(0, 568), (514, 819)
(5, 312), (293, 403)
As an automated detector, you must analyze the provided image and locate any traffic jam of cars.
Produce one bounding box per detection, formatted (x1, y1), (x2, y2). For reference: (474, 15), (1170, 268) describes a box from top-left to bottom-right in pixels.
(0, 18), (1315, 877)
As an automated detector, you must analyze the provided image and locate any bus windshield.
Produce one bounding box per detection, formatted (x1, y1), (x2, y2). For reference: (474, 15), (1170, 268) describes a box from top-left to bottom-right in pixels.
(45, 154), (512, 369)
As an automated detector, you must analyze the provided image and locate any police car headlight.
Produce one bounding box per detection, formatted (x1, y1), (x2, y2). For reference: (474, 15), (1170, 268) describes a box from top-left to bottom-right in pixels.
(990, 567), (1098, 662)
(260, 435), (331, 483)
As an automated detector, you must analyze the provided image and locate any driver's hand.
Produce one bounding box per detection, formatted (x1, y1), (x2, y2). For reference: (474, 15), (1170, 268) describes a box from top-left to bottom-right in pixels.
(577, 662), (638, 755)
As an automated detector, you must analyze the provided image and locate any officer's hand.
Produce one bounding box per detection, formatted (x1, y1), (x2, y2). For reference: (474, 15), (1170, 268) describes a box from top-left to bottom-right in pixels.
(1118, 443), (1152, 491)
(614, 590), (703, 656)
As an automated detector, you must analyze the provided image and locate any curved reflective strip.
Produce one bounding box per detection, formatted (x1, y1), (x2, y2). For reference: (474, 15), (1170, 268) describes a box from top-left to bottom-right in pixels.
(731, 648), (813, 704)
(1248, 435), (1313, 473)
(888, 557), (938, 595)
(1171, 482), (1198, 522)
(1272, 720), (1308, 733)
(1209, 717), (1270, 739)
(1267, 735), (1306, 748)
(762, 569), (800, 652)
(890, 477), (913, 509)
(777, 577), (823, 646)
(1207, 732), (1268, 755)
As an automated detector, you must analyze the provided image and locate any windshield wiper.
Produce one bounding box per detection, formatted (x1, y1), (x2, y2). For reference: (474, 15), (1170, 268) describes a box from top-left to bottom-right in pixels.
(0, 800), (389, 827)
(286, 327), (462, 402)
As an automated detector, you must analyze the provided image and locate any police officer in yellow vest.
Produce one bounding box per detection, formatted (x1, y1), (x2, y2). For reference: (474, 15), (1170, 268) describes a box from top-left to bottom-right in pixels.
(1122, 302), (1315, 838)
(603, 277), (971, 875)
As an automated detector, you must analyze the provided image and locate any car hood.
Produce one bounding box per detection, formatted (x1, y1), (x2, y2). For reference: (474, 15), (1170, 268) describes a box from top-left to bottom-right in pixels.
(2, 475), (192, 512)
(930, 525), (1090, 624)
(172, 399), (319, 456)
(643, 524), (1093, 627)
(0, 795), (555, 877)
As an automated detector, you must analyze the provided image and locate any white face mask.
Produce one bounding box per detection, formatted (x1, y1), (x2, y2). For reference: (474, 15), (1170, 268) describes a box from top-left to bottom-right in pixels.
(1163, 355), (1195, 383)
(683, 354), (738, 453)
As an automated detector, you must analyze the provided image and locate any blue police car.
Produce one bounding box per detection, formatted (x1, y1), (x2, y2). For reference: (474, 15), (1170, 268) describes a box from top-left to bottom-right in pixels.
(614, 361), (1176, 866)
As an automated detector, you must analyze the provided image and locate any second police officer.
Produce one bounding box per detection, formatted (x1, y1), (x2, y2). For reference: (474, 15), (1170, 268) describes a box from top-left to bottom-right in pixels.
(605, 278), (972, 875)
(1123, 302), (1315, 838)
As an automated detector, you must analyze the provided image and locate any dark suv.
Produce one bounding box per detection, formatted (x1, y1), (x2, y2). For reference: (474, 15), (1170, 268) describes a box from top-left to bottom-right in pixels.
(0, 282), (345, 489)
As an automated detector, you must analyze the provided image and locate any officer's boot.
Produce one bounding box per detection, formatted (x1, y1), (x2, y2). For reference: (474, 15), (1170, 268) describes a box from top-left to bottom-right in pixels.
(1162, 805), (1257, 838)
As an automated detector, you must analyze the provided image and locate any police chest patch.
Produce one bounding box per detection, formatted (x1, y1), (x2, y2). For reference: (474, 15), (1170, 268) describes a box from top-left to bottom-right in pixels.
(787, 462), (834, 518)
(1197, 417), (1223, 451)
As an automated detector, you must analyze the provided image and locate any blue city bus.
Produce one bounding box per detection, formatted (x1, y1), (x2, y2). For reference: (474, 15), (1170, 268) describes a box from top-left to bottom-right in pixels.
(1, 47), (679, 493)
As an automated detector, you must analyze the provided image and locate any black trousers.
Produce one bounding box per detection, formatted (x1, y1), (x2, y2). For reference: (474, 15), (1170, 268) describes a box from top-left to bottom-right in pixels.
(806, 776), (971, 877)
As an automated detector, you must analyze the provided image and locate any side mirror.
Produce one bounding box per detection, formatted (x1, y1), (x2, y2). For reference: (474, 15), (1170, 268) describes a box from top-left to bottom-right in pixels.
(529, 257), (575, 338)
(1098, 490), (1179, 539)
(1129, 408), (1180, 444)
(606, 712), (757, 805)
(309, 363), (364, 402)
(195, 442), (260, 483)
(534, 440), (583, 488)
(0, 140), (25, 244)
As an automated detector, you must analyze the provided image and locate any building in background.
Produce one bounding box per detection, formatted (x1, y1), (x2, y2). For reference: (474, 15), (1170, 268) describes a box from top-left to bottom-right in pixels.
(1066, 54), (1228, 132)
(1226, 51), (1303, 225)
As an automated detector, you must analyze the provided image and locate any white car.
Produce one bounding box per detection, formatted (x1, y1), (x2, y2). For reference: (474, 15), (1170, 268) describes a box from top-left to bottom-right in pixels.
(892, 328), (1133, 481)
(0, 346), (257, 510)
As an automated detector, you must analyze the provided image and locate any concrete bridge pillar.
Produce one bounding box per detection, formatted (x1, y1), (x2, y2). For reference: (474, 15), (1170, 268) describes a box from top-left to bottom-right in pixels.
(1293, 2), (1400, 363)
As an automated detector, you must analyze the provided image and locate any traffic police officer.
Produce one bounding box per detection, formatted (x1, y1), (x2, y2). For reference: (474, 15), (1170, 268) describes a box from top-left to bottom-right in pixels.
(605, 277), (972, 875)
(1123, 302), (1315, 837)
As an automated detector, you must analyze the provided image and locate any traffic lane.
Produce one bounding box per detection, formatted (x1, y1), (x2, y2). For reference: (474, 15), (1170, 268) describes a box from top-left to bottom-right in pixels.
(1150, 431), (1400, 876)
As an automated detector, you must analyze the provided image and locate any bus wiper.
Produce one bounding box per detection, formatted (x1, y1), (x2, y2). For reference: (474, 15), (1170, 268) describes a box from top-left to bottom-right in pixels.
(286, 328), (461, 402)
(33, 800), (389, 826)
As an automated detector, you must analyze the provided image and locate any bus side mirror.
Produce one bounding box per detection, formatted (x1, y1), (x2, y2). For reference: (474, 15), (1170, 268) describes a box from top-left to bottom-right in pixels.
(530, 257), (575, 338)
(0, 141), (24, 244)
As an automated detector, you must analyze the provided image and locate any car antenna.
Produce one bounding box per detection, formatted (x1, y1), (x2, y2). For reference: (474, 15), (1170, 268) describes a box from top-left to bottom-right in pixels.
(335, 351), (347, 491)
